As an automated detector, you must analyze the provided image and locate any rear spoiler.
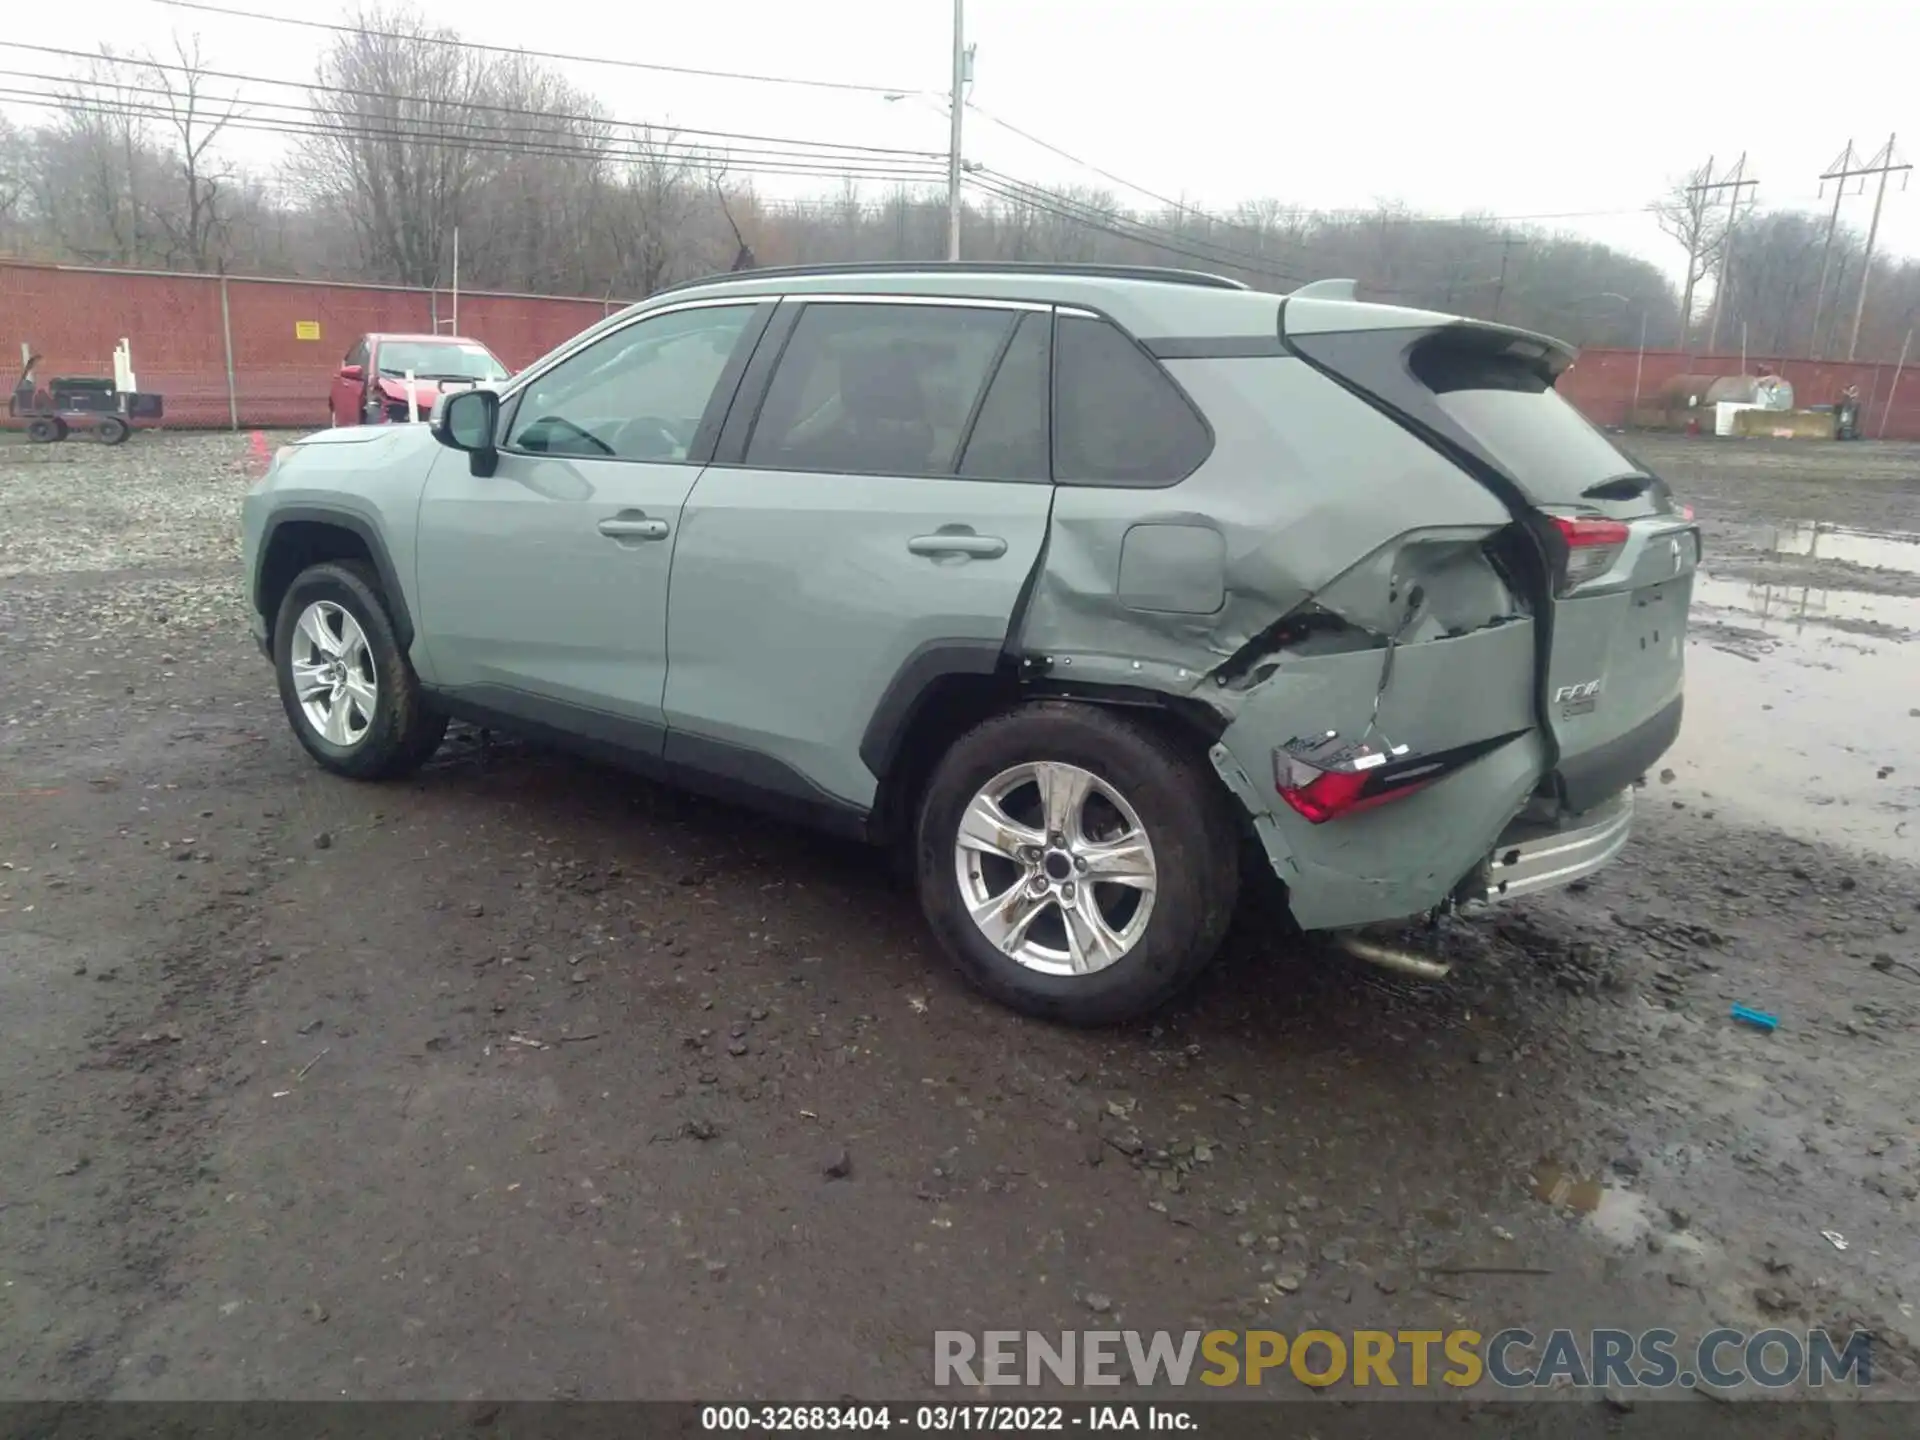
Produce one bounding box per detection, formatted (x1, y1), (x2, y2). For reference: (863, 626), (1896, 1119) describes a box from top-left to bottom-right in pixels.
(1281, 280), (1578, 381)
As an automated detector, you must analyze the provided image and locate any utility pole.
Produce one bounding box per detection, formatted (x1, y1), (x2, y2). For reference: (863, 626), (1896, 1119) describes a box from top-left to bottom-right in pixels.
(1704, 153), (1756, 353)
(1489, 233), (1527, 321)
(1845, 133), (1909, 361)
(1675, 155), (1714, 351)
(946, 0), (967, 261)
(1809, 140), (1862, 358)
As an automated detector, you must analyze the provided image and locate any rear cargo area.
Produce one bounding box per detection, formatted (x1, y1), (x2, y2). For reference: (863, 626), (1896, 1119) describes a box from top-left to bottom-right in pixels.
(1283, 309), (1699, 820)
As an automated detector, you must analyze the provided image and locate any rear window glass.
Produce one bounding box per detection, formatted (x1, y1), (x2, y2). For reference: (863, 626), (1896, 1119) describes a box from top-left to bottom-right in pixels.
(1411, 343), (1645, 503)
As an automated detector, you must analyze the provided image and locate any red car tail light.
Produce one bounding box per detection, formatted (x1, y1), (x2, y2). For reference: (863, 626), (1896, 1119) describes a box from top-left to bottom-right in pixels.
(1550, 514), (1630, 594)
(1274, 751), (1438, 824)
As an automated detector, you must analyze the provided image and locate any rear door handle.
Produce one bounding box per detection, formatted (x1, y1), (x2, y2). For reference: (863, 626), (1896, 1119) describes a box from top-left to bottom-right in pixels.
(908, 531), (1007, 559)
(598, 514), (670, 541)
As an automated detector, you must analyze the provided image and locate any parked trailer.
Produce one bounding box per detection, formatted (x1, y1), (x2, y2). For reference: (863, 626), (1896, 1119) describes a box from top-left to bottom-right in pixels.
(8, 340), (165, 444)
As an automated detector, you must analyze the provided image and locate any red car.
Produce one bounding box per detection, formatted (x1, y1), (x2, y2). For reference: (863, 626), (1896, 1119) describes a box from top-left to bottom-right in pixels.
(329, 333), (511, 428)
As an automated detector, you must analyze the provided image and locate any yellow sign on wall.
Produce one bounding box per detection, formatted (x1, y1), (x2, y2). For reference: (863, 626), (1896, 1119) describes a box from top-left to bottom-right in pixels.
(295, 321), (321, 341)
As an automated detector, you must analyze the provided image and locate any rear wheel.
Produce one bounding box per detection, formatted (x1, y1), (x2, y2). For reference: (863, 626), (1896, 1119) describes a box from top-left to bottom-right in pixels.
(915, 702), (1239, 1026)
(26, 417), (60, 444)
(272, 561), (446, 780)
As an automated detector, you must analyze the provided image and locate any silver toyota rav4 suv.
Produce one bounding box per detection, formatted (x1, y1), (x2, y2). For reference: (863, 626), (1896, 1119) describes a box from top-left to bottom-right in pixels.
(242, 263), (1696, 1025)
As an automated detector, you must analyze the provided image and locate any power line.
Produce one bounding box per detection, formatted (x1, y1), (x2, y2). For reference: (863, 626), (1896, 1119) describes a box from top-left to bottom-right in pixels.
(965, 100), (1196, 217)
(154, 0), (919, 96)
(964, 171), (1304, 285)
(0, 86), (950, 185)
(961, 97), (1802, 232)
(0, 41), (943, 161)
(973, 168), (1309, 279)
(0, 63), (942, 169)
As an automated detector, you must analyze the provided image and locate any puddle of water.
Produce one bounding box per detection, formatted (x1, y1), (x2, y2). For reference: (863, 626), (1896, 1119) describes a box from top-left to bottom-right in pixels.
(1675, 572), (1920, 861)
(1529, 1161), (1700, 1253)
(1530, 1159), (1602, 1212)
(1769, 521), (1920, 575)
(1692, 573), (1920, 635)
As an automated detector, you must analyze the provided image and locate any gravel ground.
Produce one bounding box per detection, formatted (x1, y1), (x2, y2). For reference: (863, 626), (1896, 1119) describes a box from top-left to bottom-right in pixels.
(1, 427), (1918, 1413)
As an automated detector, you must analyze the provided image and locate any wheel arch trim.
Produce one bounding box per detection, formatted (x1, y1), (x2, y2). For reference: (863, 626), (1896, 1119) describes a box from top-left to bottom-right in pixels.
(257, 505), (415, 651)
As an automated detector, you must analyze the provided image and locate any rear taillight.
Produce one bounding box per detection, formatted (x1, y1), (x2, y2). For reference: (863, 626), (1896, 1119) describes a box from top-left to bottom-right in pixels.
(1275, 750), (1436, 824)
(1550, 514), (1629, 594)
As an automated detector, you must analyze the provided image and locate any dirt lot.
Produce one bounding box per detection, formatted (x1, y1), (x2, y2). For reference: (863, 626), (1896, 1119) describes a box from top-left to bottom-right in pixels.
(2, 429), (1918, 1406)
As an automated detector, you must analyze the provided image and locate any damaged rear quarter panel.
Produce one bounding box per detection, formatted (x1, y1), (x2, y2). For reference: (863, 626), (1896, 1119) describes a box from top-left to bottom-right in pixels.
(1218, 633), (1545, 929)
(1016, 352), (1551, 928)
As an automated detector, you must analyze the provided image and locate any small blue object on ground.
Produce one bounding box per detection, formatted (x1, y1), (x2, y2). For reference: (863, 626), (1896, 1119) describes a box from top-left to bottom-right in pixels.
(1730, 1004), (1779, 1032)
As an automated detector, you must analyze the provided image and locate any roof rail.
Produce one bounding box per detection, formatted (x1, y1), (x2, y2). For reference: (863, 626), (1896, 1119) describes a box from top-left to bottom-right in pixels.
(649, 260), (1250, 298)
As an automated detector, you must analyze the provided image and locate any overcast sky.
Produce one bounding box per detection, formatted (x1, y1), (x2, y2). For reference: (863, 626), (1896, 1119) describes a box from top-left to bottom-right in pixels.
(8, 0), (1918, 283)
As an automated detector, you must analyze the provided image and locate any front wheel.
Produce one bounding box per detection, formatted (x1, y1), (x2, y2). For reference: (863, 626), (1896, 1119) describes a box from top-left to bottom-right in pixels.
(915, 702), (1239, 1026)
(272, 561), (446, 780)
(97, 416), (130, 445)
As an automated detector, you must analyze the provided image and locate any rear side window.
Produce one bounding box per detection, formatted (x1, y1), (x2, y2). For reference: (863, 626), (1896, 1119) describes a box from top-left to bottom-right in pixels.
(958, 312), (1050, 481)
(747, 303), (1016, 477)
(1053, 315), (1211, 486)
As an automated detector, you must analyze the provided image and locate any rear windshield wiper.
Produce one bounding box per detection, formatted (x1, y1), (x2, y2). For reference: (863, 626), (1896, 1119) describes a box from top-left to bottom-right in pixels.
(1581, 473), (1655, 501)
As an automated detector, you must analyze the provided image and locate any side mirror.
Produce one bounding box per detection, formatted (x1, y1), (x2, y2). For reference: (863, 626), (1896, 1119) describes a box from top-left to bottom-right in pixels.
(338, 363), (364, 382)
(431, 387), (499, 477)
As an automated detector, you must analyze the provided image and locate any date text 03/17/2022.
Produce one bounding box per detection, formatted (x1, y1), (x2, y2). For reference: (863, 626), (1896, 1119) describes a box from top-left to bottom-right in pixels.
(700, 1405), (1195, 1431)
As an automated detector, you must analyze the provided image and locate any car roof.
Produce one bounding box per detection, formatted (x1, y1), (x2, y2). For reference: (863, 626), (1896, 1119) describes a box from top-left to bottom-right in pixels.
(622, 263), (1469, 344)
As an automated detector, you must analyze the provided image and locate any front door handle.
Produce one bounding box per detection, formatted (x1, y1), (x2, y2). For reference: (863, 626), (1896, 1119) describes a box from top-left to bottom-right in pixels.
(908, 530), (1007, 559)
(598, 513), (670, 542)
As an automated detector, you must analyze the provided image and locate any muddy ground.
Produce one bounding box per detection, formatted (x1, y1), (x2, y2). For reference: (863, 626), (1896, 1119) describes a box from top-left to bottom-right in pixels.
(1, 429), (1917, 1407)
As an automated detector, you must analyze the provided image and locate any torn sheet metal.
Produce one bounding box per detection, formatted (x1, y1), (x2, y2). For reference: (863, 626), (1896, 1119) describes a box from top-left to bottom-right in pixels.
(1014, 351), (1558, 929)
(1013, 353), (1517, 708)
(1216, 622), (1547, 929)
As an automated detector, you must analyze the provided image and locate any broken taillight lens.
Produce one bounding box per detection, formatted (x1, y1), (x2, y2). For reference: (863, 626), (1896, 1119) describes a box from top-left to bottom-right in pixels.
(1275, 755), (1435, 824)
(1550, 514), (1630, 594)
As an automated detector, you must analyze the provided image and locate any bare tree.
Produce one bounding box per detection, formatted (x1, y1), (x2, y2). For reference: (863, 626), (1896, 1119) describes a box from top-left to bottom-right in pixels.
(143, 34), (242, 271)
(1652, 161), (1727, 350)
(601, 128), (706, 296)
(24, 50), (172, 264)
(6, 37), (1699, 354)
(291, 5), (498, 286)
(0, 115), (23, 224)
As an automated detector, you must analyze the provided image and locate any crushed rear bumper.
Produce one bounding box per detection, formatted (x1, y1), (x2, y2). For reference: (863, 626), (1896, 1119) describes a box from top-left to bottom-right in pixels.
(1460, 788), (1634, 906)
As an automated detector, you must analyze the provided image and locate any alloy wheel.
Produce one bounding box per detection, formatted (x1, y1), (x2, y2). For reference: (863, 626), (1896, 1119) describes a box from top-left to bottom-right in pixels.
(951, 760), (1158, 976)
(289, 600), (378, 747)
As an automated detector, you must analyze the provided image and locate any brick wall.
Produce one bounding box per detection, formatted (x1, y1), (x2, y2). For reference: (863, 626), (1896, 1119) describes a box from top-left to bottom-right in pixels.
(2, 261), (620, 428)
(6, 259), (1919, 440)
(1555, 346), (1920, 440)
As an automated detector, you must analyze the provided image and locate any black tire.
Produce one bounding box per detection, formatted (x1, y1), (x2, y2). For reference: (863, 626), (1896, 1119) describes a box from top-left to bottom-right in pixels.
(272, 560), (446, 780)
(97, 416), (130, 445)
(26, 417), (60, 444)
(914, 701), (1240, 1026)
